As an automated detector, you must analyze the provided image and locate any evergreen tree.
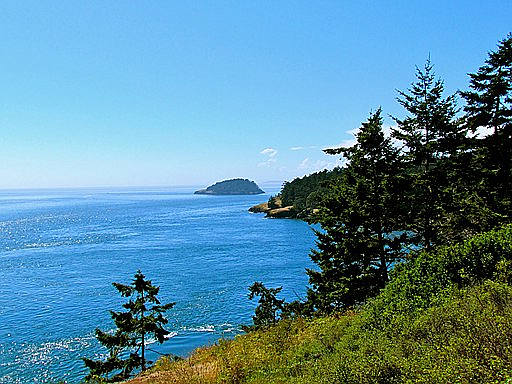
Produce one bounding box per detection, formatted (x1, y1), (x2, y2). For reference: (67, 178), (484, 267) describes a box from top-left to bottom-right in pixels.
(83, 271), (175, 383)
(306, 109), (405, 313)
(306, 179), (376, 312)
(461, 34), (512, 135)
(392, 59), (464, 249)
(245, 281), (285, 330)
(460, 34), (512, 224)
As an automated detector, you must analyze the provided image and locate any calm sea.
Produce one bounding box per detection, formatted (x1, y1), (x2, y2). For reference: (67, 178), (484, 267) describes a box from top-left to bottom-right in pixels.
(0, 187), (316, 383)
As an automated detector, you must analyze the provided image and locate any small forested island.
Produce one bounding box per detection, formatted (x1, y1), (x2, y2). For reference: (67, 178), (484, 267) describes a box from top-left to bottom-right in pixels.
(194, 178), (264, 195)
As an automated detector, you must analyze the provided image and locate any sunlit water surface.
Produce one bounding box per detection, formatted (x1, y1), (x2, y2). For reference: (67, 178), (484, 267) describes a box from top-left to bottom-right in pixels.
(0, 187), (315, 383)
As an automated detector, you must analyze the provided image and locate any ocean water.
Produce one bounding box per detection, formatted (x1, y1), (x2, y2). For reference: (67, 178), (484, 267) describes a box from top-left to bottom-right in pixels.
(0, 187), (316, 383)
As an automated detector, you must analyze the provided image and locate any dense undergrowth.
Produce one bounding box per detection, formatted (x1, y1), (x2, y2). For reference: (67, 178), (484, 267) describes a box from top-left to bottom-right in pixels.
(127, 226), (512, 384)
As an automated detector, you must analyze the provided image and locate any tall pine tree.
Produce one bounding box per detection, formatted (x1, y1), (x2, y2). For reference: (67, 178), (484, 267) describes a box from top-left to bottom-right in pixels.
(461, 34), (512, 135)
(306, 109), (405, 313)
(392, 59), (464, 249)
(460, 34), (512, 224)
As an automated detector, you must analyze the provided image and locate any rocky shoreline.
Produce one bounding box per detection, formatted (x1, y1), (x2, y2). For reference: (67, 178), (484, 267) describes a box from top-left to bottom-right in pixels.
(248, 201), (298, 219)
(249, 199), (319, 219)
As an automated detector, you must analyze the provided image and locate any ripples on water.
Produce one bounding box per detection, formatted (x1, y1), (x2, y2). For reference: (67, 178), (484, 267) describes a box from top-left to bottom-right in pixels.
(0, 187), (316, 383)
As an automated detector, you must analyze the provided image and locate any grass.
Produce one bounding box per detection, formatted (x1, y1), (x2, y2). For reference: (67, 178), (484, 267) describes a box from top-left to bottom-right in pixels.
(128, 282), (512, 383)
(125, 226), (512, 383)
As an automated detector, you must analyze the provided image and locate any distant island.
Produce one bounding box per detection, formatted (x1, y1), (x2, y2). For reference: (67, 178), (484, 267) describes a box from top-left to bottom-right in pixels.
(194, 178), (265, 195)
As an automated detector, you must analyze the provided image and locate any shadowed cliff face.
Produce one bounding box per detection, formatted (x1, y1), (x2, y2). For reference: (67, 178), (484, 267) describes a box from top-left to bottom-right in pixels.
(195, 179), (265, 195)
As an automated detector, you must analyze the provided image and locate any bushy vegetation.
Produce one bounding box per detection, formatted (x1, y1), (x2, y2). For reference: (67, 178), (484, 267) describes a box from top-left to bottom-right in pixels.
(365, 225), (512, 331)
(130, 226), (512, 383)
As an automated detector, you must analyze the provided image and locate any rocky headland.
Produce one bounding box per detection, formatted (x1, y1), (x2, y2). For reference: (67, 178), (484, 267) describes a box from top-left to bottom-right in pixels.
(248, 201), (297, 218)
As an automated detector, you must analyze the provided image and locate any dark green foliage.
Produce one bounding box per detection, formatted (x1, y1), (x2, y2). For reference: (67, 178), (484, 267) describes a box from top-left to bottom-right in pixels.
(461, 33), (512, 135)
(460, 34), (512, 226)
(278, 168), (345, 212)
(392, 59), (466, 249)
(305, 179), (382, 313)
(306, 109), (407, 313)
(83, 271), (175, 383)
(245, 282), (285, 330)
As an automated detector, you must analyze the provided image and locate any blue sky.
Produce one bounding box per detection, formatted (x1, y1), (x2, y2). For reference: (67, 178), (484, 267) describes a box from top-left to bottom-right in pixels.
(1, 1), (510, 189)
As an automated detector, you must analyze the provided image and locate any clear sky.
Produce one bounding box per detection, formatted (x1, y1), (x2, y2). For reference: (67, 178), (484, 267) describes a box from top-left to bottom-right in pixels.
(1, 1), (510, 189)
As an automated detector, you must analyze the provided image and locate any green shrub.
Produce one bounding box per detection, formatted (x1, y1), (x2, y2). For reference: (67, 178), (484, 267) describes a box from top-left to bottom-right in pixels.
(364, 225), (512, 331)
(135, 227), (512, 383)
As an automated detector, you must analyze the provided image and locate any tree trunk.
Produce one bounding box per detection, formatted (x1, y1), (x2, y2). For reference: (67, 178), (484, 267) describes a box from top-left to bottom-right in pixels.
(141, 289), (146, 372)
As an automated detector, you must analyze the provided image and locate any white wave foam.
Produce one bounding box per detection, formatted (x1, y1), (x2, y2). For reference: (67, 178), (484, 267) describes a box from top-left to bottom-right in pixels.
(183, 323), (238, 334)
(141, 331), (179, 346)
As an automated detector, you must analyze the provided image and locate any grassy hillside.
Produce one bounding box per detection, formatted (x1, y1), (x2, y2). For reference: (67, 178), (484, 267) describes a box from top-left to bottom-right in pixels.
(127, 226), (512, 384)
